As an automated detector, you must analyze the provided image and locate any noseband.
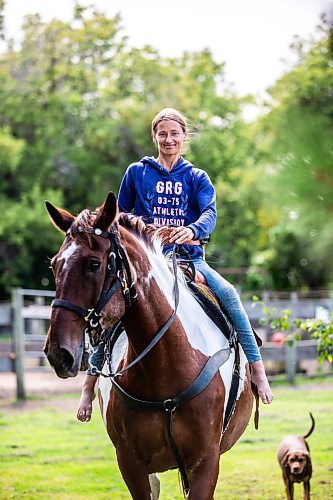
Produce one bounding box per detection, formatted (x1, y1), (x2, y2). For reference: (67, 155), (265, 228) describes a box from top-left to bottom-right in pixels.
(51, 225), (137, 346)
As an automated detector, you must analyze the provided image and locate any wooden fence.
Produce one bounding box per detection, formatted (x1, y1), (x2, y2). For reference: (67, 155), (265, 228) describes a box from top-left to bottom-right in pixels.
(0, 288), (332, 400)
(11, 288), (54, 399)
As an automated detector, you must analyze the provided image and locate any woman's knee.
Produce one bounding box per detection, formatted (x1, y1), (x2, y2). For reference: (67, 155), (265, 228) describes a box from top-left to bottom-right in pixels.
(195, 262), (240, 301)
(218, 281), (239, 301)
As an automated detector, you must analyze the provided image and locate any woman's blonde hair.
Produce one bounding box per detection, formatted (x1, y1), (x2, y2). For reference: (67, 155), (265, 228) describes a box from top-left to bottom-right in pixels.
(151, 108), (189, 141)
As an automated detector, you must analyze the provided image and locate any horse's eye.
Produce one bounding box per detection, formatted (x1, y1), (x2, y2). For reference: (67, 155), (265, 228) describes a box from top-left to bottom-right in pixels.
(87, 260), (101, 273)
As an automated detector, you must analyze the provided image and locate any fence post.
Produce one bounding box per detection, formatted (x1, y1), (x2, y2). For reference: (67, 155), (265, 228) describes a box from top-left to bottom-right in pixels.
(12, 288), (26, 400)
(32, 296), (46, 367)
(286, 341), (296, 384)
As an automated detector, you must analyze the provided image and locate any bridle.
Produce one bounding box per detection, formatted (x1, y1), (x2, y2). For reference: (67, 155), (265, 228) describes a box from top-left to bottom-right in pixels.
(51, 224), (137, 346)
(51, 220), (183, 368)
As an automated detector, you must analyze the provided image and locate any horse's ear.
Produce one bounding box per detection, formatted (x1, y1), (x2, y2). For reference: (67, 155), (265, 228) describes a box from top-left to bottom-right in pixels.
(45, 201), (75, 233)
(94, 192), (118, 231)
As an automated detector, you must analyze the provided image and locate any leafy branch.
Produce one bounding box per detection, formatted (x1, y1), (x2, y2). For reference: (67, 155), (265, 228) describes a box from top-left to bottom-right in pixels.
(253, 296), (333, 363)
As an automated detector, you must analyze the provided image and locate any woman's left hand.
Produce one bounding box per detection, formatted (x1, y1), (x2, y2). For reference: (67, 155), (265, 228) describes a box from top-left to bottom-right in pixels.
(169, 226), (195, 245)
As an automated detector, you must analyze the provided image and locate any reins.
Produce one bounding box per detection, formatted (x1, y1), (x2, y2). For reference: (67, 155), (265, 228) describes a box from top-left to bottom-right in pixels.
(103, 245), (180, 377)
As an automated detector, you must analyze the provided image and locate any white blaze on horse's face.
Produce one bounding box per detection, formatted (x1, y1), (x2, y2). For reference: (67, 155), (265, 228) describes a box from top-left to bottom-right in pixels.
(57, 241), (79, 269)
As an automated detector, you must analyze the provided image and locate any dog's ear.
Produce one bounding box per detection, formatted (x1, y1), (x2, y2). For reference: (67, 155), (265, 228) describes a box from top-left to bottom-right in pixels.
(282, 452), (291, 468)
(304, 451), (312, 468)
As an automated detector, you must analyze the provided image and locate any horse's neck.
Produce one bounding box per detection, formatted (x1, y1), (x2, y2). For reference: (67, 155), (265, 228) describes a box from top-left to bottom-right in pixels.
(122, 278), (183, 350)
(120, 287), (204, 400)
(121, 256), (196, 364)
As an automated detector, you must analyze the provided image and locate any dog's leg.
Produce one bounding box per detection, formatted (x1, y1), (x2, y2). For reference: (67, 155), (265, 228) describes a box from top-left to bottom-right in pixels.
(303, 480), (310, 500)
(285, 477), (294, 500)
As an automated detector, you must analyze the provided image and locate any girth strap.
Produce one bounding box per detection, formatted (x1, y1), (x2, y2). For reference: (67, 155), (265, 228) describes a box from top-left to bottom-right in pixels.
(166, 409), (189, 495)
(223, 342), (241, 432)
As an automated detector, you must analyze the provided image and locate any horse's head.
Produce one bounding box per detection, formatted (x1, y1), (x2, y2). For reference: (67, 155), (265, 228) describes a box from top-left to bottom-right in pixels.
(44, 192), (129, 378)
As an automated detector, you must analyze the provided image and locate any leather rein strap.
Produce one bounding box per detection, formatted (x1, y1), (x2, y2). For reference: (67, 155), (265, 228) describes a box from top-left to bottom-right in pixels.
(104, 245), (180, 377)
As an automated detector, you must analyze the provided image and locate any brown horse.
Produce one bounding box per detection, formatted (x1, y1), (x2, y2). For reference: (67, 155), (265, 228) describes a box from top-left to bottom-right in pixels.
(44, 192), (255, 500)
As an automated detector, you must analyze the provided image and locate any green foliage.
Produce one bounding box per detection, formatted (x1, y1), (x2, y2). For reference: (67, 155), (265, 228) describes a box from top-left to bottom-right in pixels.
(0, 3), (254, 297)
(0, 0), (4, 41)
(0, 186), (64, 294)
(255, 227), (327, 290)
(255, 18), (333, 287)
(0, 3), (332, 296)
(0, 127), (25, 197)
(257, 294), (333, 364)
(299, 316), (333, 363)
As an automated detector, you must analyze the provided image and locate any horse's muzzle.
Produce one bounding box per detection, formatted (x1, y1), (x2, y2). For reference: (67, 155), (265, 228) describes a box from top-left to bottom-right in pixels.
(47, 348), (77, 378)
(44, 337), (84, 378)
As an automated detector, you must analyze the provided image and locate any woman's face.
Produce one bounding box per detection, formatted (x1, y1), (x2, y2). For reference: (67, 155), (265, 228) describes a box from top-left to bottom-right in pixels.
(154, 119), (187, 158)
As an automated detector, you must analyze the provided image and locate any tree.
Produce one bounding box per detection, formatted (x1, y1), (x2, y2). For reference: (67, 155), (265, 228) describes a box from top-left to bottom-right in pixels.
(0, 4), (259, 297)
(254, 14), (333, 289)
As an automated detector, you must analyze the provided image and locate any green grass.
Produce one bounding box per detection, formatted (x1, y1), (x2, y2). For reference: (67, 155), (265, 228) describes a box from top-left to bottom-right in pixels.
(0, 379), (332, 499)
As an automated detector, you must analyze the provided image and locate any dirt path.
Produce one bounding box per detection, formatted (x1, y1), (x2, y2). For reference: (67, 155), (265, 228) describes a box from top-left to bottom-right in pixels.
(1, 369), (332, 416)
(0, 370), (88, 415)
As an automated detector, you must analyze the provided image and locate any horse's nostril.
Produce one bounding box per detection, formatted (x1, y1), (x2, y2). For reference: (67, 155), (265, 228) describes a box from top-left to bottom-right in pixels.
(60, 348), (74, 370)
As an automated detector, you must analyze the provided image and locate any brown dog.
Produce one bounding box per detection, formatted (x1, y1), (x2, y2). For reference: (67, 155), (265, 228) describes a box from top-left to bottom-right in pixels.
(277, 412), (315, 499)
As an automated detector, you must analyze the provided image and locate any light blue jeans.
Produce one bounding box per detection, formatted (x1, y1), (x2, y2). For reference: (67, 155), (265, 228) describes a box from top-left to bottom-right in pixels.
(192, 257), (261, 363)
(87, 342), (106, 375)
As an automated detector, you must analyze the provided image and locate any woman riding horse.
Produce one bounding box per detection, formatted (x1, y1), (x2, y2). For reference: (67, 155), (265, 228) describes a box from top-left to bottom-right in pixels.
(45, 193), (257, 498)
(77, 107), (272, 422)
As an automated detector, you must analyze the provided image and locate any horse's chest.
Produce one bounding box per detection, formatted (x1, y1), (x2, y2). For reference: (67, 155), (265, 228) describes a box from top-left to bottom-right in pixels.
(109, 407), (175, 468)
(110, 405), (166, 443)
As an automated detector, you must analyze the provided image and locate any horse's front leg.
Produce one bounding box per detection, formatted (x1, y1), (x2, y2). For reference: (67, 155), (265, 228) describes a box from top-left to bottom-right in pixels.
(116, 447), (156, 500)
(186, 446), (221, 500)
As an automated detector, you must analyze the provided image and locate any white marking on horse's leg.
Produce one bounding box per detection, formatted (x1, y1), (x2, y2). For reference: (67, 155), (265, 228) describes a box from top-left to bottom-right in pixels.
(57, 241), (78, 268)
(149, 473), (160, 500)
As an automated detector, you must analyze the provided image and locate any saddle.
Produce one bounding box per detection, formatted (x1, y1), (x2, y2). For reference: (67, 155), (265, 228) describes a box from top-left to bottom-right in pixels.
(178, 256), (262, 348)
(179, 253), (261, 430)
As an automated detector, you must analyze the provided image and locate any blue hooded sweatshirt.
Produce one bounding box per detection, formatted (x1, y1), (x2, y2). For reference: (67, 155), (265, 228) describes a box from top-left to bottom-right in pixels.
(118, 156), (216, 259)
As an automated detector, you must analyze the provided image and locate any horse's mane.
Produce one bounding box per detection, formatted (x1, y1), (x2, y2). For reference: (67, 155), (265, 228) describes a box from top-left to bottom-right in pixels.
(118, 213), (158, 250)
(119, 213), (174, 252)
(69, 209), (168, 251)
